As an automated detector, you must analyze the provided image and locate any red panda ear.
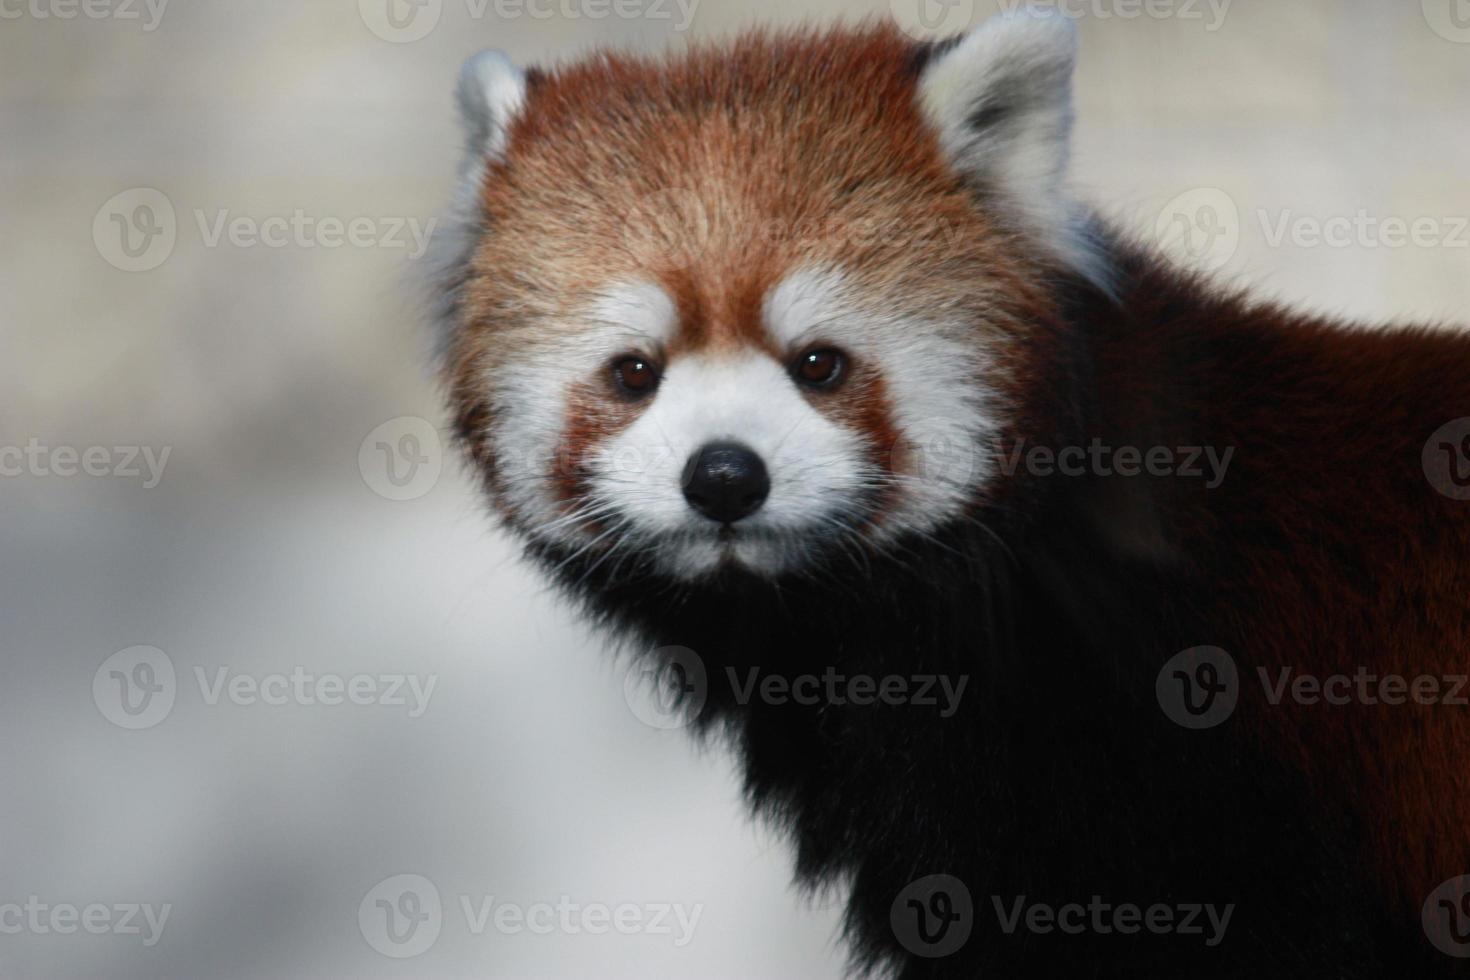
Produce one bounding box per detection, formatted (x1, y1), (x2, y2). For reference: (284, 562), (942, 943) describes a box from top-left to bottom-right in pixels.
(454, 50), (528, 175)
(918, 11), (1104, 283)
(430, 51), (529, 362)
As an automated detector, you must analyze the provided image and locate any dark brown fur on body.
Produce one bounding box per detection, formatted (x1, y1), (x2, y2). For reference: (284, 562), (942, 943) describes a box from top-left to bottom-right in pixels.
(1089, 245), (1470, 924)
(436, 22), (1470, 977)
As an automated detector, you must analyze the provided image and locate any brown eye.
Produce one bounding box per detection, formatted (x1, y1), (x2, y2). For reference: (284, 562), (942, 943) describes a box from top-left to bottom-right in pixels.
(612, 355), (660, 397)
(792, 348), (846, 389)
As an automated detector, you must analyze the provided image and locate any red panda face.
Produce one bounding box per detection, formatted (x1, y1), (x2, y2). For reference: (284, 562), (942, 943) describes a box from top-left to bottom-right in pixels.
(438, 18), (1096, 582)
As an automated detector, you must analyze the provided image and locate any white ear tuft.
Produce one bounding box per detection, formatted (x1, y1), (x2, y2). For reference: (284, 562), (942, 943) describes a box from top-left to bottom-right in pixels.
(455, 49), (527, 171)
(429, 51), (528, 363)
(919, 11), (1108, 287)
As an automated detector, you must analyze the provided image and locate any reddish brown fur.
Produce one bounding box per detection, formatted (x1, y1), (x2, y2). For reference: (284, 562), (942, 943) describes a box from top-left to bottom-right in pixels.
(1087, 247), (1470, 924)
(553, 381), (645, 508)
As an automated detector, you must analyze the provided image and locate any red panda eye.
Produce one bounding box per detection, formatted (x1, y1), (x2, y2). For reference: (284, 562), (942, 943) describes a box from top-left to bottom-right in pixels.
(612, 356), (660, 396)
(792, 348), (846, 389)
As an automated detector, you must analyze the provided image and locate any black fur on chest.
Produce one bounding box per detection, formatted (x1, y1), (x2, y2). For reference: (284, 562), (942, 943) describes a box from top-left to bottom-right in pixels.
(530, 498), (1424, 977)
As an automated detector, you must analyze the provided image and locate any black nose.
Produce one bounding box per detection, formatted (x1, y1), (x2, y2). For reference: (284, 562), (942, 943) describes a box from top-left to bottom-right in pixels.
(681, 442), (770, 524)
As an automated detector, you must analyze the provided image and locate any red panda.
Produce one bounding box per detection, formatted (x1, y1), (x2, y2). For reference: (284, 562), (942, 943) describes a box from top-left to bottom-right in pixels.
(432, 12), (1470, 977)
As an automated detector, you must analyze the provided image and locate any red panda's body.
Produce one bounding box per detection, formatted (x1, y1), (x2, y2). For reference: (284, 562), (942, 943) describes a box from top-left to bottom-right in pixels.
(433, 17), (1470, 976)
(1077, 244), (1470, 927)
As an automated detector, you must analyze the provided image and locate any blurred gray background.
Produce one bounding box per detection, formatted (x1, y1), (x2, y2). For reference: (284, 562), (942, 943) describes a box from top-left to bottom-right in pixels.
(2, 0), (1468, 976)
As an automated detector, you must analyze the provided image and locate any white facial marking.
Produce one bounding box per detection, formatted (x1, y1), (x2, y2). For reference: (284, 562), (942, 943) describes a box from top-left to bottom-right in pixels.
(764, 265), (849, 351)
(587, 351), (867, 580)
(588, 279), (678, 353)
(766, 265), (999, 535)
(510, 269), (999, 580)
(490, 280), (677, 539)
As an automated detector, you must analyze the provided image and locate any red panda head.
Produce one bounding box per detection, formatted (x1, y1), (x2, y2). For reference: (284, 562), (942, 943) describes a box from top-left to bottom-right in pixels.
(436, 13), (1103, 582)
